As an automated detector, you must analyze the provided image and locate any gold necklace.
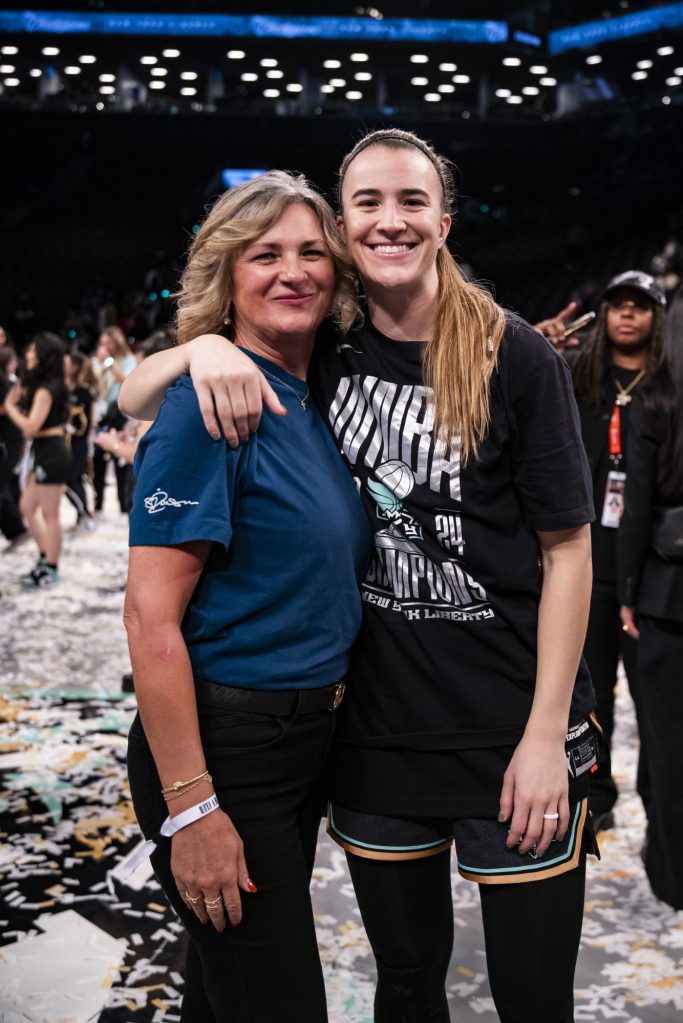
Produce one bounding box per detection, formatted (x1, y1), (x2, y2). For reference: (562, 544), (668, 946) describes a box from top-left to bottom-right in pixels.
(613, 368), (646, 407)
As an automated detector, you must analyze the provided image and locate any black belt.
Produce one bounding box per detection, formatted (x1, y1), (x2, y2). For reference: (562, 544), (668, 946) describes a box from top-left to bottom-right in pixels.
(195, 677), (346, 714)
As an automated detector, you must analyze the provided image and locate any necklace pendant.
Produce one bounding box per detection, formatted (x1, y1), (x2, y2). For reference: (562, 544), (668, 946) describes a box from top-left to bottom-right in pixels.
(616, 393), (631, 407)
(300, 399), (309, 411)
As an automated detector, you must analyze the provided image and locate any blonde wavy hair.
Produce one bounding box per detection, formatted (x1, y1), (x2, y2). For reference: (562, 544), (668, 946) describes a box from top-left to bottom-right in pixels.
(176, 170), (358, 344)
(339, 129), (507, 463)
(99, 325), (133, 362)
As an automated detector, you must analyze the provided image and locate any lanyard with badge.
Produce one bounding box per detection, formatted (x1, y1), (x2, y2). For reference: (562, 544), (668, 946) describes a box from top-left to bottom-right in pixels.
(601, 369), (645, 528)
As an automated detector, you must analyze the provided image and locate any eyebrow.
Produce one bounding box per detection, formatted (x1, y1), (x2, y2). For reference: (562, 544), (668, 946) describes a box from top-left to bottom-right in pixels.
(350, 188), (431, 200)
(245, 238), (326, 251)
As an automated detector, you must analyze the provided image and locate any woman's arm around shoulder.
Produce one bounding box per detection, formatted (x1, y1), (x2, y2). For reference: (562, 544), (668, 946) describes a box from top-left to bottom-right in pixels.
(119, 334), (285, 446)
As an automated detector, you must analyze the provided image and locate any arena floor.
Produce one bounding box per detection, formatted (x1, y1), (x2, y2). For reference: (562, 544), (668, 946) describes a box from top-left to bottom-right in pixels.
(0, 484), (681, 1022)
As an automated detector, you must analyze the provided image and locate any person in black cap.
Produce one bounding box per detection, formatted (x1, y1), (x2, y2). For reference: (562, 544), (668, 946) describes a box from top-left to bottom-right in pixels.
(541, 270), (667, 833)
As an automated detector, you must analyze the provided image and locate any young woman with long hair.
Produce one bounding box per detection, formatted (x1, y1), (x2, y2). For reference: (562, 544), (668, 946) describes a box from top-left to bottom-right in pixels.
(121, 129), (599, 1023)
(4, 331), (71, 587)
(618, 285), (683, 911)
(64, 349), (97, 528)
(93, 325), (137, 512)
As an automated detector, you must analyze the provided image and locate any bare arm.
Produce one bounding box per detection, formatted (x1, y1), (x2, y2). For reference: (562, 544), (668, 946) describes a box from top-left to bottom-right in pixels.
(124, 543), (255, 930)
(500, 524), (592, 856)
(94, 421), (151, 464)
(4, 387), (54, 437)
(119, 335), (285, 446)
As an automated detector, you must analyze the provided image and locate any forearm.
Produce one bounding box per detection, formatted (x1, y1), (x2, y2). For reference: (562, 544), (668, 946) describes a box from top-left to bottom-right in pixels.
(527, 526), (592, 739)
(119, 343), (191, 419)
(126, 617), (212, 814)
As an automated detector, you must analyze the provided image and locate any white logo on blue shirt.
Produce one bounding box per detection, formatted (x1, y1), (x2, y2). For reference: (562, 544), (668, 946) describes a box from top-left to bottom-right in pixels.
(144, 488), (200, 514)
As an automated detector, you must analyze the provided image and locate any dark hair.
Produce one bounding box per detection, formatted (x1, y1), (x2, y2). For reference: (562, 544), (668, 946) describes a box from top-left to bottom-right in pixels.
(572, 298), (666, 410)
(21, 331), (68, 414)
(66, 349), (98, 394)
(640, 286), (683, 497)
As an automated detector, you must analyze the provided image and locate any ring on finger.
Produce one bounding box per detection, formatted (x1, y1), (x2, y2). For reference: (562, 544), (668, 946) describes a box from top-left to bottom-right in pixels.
(543, 812), (560, 820)
(184, 890), (201, 905)
(204, 895), (223, 909)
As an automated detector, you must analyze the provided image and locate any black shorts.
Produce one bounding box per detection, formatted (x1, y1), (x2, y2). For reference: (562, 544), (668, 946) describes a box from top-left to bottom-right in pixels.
(31, 436), (71, 485)
(328, 715), (604, 884)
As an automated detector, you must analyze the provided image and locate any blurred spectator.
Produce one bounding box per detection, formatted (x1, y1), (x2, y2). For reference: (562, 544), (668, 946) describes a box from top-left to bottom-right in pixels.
(4, 332), (71, 588)
(64, 350), (97, 529)
(0, 347), (28, 551)
(92, 326), (136, 513)
(618, 285), (683, 911)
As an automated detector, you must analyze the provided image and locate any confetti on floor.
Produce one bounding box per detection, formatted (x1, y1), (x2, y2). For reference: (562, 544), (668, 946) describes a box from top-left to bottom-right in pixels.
(1, 487), (681, 1022)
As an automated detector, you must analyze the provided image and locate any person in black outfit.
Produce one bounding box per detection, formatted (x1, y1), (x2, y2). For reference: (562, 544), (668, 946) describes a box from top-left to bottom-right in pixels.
(551, 271), (667, 831)
(64, 350), (96, 528)
(4, 332), (71, 587)
(618, 286), (683, 911)
(0, 347), (28, 550)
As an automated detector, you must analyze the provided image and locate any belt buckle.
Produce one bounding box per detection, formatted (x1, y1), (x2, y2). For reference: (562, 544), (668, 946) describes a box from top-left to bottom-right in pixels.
(329, 681), (346, 711)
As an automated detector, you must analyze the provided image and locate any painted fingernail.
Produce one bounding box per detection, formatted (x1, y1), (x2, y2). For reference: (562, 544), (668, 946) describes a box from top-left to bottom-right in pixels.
(246, 880), (257, 893)
(497, 810), (506, 823)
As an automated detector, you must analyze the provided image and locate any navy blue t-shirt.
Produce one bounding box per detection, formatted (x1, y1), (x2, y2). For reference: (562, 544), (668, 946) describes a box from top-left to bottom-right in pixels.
(129, 353), (371, 690)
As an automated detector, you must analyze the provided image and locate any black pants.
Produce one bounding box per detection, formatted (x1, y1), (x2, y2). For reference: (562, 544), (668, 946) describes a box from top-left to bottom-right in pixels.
(637, 615), (683, 910)
(348, 847), (586, 1023)
(0, 455), (24, 540)
(127, 689), (336, 1023)
(65, 437), (91, 519)
(93, 444), (132, 512)
(583, 582), (645, 813)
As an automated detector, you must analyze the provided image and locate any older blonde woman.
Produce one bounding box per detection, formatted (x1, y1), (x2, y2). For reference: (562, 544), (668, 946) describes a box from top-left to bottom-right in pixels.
(124, 171), (370, 1022)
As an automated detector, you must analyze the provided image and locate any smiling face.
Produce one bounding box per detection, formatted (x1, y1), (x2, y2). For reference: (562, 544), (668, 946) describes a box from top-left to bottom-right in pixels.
(605, 287), (655, 354)
(338, 145), (451, 300)
(231, 202), (336, 352)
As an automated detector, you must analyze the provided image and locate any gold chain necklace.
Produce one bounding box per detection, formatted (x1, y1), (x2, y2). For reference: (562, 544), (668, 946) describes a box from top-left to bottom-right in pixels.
(613, 368), (646, 407)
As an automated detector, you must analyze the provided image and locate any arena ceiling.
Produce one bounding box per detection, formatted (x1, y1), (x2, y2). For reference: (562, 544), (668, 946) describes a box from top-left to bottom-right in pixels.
(0, 1), (681, 120)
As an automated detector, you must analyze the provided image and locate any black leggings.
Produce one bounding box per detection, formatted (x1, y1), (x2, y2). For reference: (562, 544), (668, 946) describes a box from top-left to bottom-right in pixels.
(347, 848), (586, 1023)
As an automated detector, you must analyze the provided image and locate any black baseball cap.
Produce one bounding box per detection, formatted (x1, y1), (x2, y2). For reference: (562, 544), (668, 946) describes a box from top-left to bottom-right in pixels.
(604, 270), (666, 308)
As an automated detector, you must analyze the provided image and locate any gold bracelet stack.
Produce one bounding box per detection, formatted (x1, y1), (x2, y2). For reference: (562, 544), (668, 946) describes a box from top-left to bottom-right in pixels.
(161, 769), (212, 803)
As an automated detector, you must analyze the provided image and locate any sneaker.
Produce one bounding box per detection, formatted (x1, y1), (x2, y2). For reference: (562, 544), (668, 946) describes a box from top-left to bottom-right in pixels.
(71, 516), (96, 533)
(20, 565), (60, 589)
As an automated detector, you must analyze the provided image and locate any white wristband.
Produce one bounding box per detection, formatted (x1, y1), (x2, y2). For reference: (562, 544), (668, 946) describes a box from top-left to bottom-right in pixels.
(118, 793), (220, 880)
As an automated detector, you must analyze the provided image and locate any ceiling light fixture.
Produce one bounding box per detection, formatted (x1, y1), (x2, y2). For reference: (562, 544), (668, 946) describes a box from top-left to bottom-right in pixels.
(350, 53), (369, 62)
(410, 54), (429, 64)
(323, 60), (341, 69)
(180, 87), (197, 96)
(411, 77), (428, 86)
(453, 74), (470, 84)
(657, 46), (674, 56)
(424, 92), (441, 101)
(163, 49), (181, 58)
(439, 63), (457, 72)
(260, 58), (278, 67)
(140, 56), (158, 65)
(586, 55), (603, 65)
(529, 65), (547, 74)
(346, 90), (363, 99)
(503, 57), (522, 67)
(539, 77), (557, 86)
(227, 50), (245, 59)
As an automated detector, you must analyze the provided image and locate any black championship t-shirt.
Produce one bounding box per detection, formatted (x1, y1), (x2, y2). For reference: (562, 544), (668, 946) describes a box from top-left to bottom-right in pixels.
(310, 314), (595, 752)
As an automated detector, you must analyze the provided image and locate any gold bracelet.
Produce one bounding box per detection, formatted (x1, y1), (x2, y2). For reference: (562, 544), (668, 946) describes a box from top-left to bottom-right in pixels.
(163, 775), (213, 802)
(161, 769), (210, 796)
